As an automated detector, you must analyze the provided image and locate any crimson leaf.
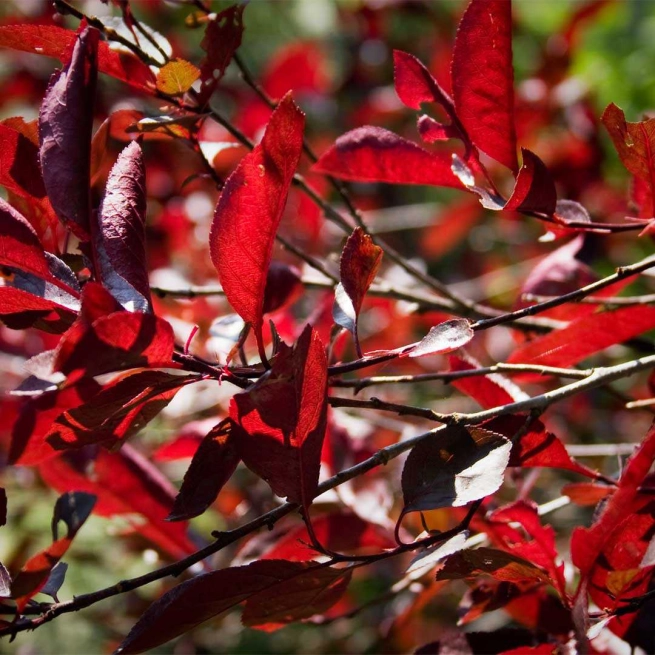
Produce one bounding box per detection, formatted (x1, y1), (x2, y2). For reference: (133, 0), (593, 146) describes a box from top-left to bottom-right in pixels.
(451, 0), (518, 172)
(230, 325), (328, 508)
(312, 126), (463, 188)
(210, 93), (304, 360)
(505, 148), (557, 215)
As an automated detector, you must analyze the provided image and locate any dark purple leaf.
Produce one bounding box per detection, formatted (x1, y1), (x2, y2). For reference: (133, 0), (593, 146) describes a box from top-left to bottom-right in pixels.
(39, 26), (99, 240)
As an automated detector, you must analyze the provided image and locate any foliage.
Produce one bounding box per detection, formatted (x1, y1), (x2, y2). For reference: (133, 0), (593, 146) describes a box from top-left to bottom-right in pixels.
(1, 0), (655, 653)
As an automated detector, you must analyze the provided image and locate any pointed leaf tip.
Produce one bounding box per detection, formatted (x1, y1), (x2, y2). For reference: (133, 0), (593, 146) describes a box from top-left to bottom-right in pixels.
(209, 93), (304, 357)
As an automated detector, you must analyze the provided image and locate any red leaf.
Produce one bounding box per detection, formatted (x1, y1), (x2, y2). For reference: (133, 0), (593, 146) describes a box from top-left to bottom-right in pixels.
(393, 49), (455, 113)
(571, 420), (655, 577)
(39, 25), (99, 240)
(39, 446), (197, 559)
(0, 122), (46, 199)
(408, 319), (474, 358)
(436, 546), (550, 585)
(96, 141), (151, 311)
(333, 227), (382, 355)
(262, 42), (330, 100)
(45, 371), (192, 451)
(485, 415), (598, 478)
(55, 309), (175, 377)
(601, 103), (655, 191)
(167, 418), (240, 521)
(0, 24), (154, 90)
(449, 355), (525, 408)
(9, 379), (102, 465)
(505, 149), (557, 215)
(451, 0), (518, 172)
(401, 425), (511, 515)
(210, 93), (304, 358)
(198, 5), (245, 105)
(312, 126), (463, 188)
(507, 306), (655, 368)
(256, 513), (396, 561)
(230, 325), (328, 508)
(11, 491), (95, 611)
(0, 198), (51, 279)
(116, 560), (347, 654)
(562, 482), (614, 506)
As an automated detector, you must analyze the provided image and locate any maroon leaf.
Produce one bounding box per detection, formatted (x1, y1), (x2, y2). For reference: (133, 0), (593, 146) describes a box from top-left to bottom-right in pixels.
(198, 5), (245, 105)
(45, 371), (192, 451)
(54, 309), (175, 377)
(505, 149), (557, 215)
(333, 227), (382, 356)
(262, 262), (302, 314)
(230, 325), (328, 508)
(39, 26), (99, 240)
(241, 564), (352, 630)
(401, 425), (511, 516)
(408, 319), (473, 358)
(451, 0), (518, 172)
(167, 418), (241, 521)
(210, 93), (304, 359)
(507, 306), (655, 368)
(116, 560), (346, 654)
(601, 103), (655, 191)
(0, 122), (46, 199)
(11, 491), (95, 611)
(436, 547), (550, 586)
(312, 127), (463, 188)
(95, 141), (151, 312)
(10, 379), (102, 466)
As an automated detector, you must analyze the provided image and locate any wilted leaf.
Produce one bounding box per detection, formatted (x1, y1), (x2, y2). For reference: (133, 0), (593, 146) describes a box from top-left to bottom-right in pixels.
(96, 141), (151, 312)
(231, 325), (328, 508)
(167, 418), (241, 521)
(505, 149), (557, 215)
(0, 563), (10, 598)
(333, 227), (382, 355)
(401, 425), (511, 516)
(602, 103), (655, 187)
(210, 93), (304, 359)
(312, 126), (462, 188)
(156, 58), (200, 96)
(409, 319), (473, 358)
(451, 0), (518, 172)
(39, 561), (68, 601)
(39, 26), (99, 240)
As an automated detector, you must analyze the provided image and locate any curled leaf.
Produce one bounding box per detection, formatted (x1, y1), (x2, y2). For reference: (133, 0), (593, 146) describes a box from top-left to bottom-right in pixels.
(408, 319), (473, 358)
